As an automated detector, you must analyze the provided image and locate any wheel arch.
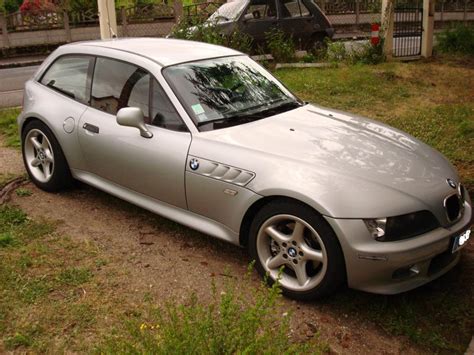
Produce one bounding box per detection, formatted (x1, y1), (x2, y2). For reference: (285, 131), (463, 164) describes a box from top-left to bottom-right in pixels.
(20, 116), (46, 137)
(240, 195), (332, 246)
(20, 116), (73, 172)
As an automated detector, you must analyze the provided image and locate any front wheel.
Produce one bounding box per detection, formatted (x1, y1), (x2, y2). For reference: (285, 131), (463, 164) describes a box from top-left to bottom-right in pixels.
(248, 199), (346, 300)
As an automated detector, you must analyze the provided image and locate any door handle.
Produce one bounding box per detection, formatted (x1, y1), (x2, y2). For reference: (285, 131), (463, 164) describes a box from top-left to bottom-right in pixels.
(83, 123), (99, 134)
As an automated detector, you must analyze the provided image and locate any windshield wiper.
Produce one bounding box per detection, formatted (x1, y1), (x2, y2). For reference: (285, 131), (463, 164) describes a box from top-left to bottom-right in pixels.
(197, 101), (303, 129)
(197, 113), (264, 128)
(259, 100), (302, 116)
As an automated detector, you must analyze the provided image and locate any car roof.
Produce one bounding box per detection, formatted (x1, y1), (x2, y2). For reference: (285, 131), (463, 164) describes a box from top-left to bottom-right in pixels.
(67, 38), (242, 67)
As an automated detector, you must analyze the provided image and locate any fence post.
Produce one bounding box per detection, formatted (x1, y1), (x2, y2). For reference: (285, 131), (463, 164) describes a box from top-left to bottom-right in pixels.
(463, 0), (467, 22)
(121, 7), (128, 36)
(381, 0), (394, 59)
(320, 0), (326, 12)
(174, 0), (183, 23)
(355, 0), (360, 25)
(439, 0), (444, 27)
(0, 13), (10, 48)
(63, 11), (72, 42)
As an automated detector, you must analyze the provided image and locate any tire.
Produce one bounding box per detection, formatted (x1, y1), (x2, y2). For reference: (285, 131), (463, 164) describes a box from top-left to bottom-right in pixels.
(248, 199), (346, 300)
(21, 120), (73, 192)
(308, 33), (328, 53)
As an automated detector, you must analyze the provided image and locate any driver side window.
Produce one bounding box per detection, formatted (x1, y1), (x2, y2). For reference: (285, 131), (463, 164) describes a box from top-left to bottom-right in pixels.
(244, 0), (277, 20)
(91, 57), (150, 123)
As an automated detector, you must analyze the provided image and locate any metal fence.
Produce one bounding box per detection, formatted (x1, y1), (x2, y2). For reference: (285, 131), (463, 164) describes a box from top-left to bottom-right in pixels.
(1, 0), (473, 50)
(312, 0), (474, 36)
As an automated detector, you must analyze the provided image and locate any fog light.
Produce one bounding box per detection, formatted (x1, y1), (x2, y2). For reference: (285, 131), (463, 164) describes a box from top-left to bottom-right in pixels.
(364, 218), (387, 240)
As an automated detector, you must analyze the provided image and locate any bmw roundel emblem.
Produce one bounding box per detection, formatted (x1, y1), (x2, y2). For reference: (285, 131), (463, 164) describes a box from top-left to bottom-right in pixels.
(447, 178), (457, 189)
(189, 158), (199, 171)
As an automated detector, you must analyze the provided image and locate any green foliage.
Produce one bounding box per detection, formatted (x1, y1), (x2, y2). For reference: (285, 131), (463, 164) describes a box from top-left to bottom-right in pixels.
(351, 40), (385, 64)
(5, 332), (32, 349)
(0, 232), (16, 248)
(325, 39), (385, 65)
(301, 52), (317, 63)
(57, 267), (92, 286)
(436, 24), (474, 55)
(97, 269), (325, 354)
(265, 28), (296, 63)
(0, 108), (21, 148)
(325, 39), (348, 63)
(0, 205), (27, 232)
(170, 18), (253, 54)
(15, 188), (32, 197)
(1, 0), (22, 13)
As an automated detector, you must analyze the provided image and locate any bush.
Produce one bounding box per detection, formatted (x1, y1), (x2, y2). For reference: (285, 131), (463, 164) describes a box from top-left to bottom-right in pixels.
(351, 40), (385, 65)
(325, 39), (385, 65)
(436, 24), (474, 55)
(325, 39), (348, 63)
(170, 17), (253, 54)
(265, 28), (296, 63)
(96, 268), (327, 354)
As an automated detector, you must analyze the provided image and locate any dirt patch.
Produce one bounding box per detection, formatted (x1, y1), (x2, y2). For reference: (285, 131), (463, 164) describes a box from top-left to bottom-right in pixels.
(0, 134), (445, 354)
(0, 137), (23, 178)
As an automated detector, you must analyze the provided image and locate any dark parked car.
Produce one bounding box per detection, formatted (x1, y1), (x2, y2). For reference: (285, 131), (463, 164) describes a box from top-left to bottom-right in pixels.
(201, 0), (333, 48)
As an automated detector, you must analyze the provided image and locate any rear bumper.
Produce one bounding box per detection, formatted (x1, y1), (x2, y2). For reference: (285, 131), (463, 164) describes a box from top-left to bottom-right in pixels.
(325, 201), (472, 294)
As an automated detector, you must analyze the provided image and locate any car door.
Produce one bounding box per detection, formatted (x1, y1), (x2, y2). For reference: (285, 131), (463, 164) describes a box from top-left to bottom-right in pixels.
(278, 0), (315, 45)
(238, 0), (278, 44)
(77, 56), (191, 209)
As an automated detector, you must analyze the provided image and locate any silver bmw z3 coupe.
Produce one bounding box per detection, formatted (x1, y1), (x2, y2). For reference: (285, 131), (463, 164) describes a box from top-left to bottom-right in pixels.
(18, 38), (472, 300)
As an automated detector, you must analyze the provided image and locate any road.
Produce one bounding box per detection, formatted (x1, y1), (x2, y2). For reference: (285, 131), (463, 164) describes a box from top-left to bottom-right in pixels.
(0, 65), (39, 108)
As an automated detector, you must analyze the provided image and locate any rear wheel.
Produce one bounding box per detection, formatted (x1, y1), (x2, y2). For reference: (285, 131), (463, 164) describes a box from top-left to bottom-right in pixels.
(22, 120), (73, 192)
(248, 199), (345, 300)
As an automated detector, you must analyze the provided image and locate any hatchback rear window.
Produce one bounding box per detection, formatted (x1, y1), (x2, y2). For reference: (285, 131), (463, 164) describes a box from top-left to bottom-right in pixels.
(40, 56), (93, 104)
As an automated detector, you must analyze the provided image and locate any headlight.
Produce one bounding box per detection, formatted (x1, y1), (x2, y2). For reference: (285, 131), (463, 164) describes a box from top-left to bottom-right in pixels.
(364, 211), (439, 242)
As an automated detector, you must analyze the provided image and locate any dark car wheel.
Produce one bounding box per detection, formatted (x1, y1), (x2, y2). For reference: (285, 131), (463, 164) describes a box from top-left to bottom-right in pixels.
(248, 199), (346, 300)
(22, 120), (73, 192)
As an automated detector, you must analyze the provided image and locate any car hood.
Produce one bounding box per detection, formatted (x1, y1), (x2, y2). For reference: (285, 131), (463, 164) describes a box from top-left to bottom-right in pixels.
(195, 104), (460, 220)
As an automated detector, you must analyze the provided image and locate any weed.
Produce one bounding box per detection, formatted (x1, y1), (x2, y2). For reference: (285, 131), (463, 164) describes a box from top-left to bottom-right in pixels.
(0, 205), (27, 232)
(351, 40), (385, 64)
(57, 267), (92, 286)
(15, 188), (32, 197)
(0, 108), (21, 148)
(265, 28), (296, 63)
(4, 332), (32, 349)
(0, 232), (15, 247)
(97, 270), (325, 354)
(325, 39), (348, 63)
(436, 24), (474, 55)
(170, 17), (253, 54)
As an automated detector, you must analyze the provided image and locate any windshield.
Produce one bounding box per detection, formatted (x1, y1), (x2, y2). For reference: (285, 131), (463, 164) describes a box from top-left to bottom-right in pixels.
(163, 56), (302, 131)
(208, 0), (248, 22)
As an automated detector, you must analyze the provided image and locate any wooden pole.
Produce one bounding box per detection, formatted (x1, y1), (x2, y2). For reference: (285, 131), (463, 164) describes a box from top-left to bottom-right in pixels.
(421, 0), (435, 57)
(381, 0), (394, 59)
(0, 13), (10, 48)
(63, 11), (72, 42)
(98, 0), (118, 39)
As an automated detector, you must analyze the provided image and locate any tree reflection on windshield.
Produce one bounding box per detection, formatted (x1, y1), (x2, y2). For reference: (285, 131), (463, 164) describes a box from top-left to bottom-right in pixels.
(163, 56), (300, 130)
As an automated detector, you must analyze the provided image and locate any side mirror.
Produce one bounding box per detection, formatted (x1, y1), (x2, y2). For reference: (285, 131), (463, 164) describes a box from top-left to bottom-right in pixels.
(116, 107), (153, 139)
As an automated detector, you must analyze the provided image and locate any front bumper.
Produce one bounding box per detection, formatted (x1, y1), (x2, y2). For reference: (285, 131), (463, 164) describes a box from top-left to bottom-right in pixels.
(325, 201), (472, 294)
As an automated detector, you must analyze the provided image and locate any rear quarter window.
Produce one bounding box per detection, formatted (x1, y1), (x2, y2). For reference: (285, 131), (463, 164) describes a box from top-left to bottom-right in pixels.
(40, 55), (94, 104)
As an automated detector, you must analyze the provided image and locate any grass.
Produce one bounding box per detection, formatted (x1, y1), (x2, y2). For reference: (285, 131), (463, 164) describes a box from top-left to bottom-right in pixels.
(275, 57), (474, 352)
(275, 58), (474, 191)
(0, 58), (473, 353)
(0, 107), (21, 148)
(0, 205), (323, 353)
